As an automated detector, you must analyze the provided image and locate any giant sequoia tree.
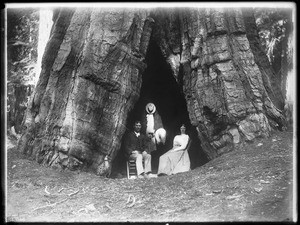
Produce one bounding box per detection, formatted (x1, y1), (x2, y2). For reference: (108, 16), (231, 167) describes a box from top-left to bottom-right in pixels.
(18, 7), (286, 176)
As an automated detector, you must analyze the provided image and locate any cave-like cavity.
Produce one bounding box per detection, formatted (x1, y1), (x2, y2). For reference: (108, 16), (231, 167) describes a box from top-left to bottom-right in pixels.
(111, 40), (208, 177)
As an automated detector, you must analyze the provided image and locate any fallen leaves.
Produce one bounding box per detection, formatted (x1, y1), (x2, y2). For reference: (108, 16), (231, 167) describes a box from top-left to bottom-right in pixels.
(212, 189), (222, 194)
(260, 180), (271, 184)
(37, 186), (82, 212)
(44, 186), (51, 195)
(226, 194), (244, 200)
(86, 203), (97, 211)
(57, 187), (65, 193)
(254, 187), (263, 193)
(78, 203), (98, 213)
(126, 194), (136, 208)
(68, 189), (80, 197)
(105, 203), (112, 210)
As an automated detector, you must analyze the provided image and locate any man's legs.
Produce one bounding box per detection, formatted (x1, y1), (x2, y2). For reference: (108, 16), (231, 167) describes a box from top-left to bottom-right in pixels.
(142, 152), (152, 174)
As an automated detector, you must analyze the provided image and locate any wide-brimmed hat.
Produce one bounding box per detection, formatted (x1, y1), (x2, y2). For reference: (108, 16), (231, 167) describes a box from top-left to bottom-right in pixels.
(145, 103), (156, 114)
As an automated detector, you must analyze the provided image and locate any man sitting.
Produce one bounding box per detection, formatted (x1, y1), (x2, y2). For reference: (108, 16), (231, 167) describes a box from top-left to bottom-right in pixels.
(124, 121), (156, 178)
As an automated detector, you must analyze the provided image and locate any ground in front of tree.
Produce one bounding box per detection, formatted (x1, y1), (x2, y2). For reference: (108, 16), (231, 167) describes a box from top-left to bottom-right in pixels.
(5, 130), (294, 222)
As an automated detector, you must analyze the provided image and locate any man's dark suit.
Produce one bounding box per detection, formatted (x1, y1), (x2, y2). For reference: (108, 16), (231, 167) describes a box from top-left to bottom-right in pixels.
(124, 131), (146, 158)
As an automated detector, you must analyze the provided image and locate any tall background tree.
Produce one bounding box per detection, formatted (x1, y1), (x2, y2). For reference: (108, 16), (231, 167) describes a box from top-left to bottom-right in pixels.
(7, 9), (39, 135)
(255, 8), (293, 96)
(254, 8), (294, 128)
(14, 7), (292, 176)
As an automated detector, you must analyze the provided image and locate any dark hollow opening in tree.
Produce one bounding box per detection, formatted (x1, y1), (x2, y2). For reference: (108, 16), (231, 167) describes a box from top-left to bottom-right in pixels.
(111, 40), (209, 177)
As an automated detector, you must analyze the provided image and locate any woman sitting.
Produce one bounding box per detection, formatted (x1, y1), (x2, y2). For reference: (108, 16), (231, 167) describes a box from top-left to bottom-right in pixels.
(157, 124), (191, 176)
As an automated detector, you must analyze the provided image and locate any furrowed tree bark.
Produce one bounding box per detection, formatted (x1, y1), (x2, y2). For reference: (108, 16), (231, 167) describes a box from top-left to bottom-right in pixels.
(18, 8), (152, 175)
(18, 7), (286, 175)
(151, 8), (286, 158)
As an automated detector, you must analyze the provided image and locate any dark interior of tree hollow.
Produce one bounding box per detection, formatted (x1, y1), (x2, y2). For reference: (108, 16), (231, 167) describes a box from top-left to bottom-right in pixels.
(111, 40), (208, 177)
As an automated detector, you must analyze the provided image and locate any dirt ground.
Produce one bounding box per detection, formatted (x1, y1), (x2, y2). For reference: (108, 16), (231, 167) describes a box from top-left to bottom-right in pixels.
(5, 130), (295, 222)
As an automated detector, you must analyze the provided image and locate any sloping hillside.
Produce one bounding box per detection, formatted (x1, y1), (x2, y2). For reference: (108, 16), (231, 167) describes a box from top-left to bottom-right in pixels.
(6, 130), (294, 222)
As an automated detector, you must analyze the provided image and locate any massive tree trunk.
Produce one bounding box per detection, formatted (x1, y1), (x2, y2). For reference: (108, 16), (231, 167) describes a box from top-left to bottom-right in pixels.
(151, 8), (285, 157)
(18, 7), (286, 176)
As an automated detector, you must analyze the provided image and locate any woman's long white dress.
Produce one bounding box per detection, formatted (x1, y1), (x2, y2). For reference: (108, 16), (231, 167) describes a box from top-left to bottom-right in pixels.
(157, 134), (190, 175)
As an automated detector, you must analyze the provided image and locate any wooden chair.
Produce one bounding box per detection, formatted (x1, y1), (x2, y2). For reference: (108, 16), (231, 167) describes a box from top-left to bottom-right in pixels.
(126, 158), (137, 179)
(126, 157), (147, 179)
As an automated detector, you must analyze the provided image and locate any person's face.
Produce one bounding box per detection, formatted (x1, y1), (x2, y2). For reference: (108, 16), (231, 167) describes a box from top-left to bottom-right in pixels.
(134, 122), (142, 132)
(180, 125), (186, 134)
(147, 133), (154, 138)
(149, 104), (154, 111)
